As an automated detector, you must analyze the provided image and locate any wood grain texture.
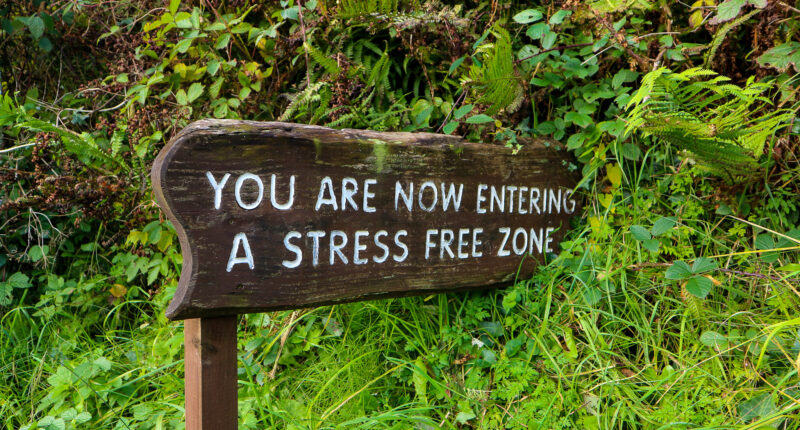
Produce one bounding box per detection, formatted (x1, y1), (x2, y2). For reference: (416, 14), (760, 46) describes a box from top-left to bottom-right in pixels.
(152, 120), (580, 319)
(184, 316), (238, 429)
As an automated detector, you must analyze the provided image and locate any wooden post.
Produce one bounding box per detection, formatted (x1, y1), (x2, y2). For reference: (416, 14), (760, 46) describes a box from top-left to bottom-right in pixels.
(184, 316), (238, 429)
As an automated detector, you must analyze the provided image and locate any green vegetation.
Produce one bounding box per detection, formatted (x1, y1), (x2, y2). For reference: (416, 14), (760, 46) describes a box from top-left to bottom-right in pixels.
(2, 0), (800, 428)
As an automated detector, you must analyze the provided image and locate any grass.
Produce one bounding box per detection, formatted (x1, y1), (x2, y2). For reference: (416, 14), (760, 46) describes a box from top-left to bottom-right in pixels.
(2, 172), (800, 429)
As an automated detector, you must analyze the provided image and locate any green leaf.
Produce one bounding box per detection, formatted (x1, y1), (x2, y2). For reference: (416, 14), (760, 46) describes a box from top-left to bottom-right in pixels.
(630, 225), (651, 241)
(28, 245), (49, 262)
(700, 331), (728, 348)
(442, 121), (458, 135)
(207, 60), (220, 76)
(621, 143), (641, 160)
(711, 0), (745, 24)
(174, 37), (192, 53)
(565, 111), (593, 128)
(187, 82), (204, 103)
(650, 217), (676, 236)
(175, 89), (188, 105)
(465, 114), (494, 124)
(691, 257), (717, 274)
(755, 233), (774, 250)
(643, 239), (660, 252)
(456, 411), (476, 424)
(38, 36), (53, 52)
(27, 15), (45, 39)
(541, 31), (557, 49)
(665, 261), (692, 280)
(214, 33), (231, 50)
(7, 272), (30, 289)
(777, 263), (800, 272)
(549, 10), (572, 25)
(612, 69), (639, 89)
(738, 393), (776, 422)
(169, 0), (181, 14)
(513, 9), (543, 24)
(526, 23), (549, 40)
(686, 275), (713, 298)
(453, 104), (473, 120)
(447, 57), (465, 76)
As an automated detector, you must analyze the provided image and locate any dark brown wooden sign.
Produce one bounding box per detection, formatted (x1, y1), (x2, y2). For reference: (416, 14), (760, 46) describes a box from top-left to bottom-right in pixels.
(152, 120), (579, 428)
(152, 120), (579, 320)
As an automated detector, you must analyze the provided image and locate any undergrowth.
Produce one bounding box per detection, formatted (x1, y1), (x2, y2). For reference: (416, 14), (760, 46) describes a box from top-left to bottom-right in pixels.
(2, 0), (800, 428)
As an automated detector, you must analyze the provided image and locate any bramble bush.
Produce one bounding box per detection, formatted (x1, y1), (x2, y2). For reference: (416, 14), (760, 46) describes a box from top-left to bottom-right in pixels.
(1, 0), (800, 428)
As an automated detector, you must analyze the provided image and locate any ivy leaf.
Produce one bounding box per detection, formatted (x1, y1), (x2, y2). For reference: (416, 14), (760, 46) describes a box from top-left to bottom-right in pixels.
(651, 217), (676, 236)
(513, 9), (543, 24)
(665, 261), (692, 280)
(700, 331), (728, 348)
(691, 257), (717, 274)
(466, 114), (494, 124)
(630, 225), (651, 241)
(686, 275), (713, 298)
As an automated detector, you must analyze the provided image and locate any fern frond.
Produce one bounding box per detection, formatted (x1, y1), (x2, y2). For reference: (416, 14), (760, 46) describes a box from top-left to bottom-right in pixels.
(625, 68), (791, 180)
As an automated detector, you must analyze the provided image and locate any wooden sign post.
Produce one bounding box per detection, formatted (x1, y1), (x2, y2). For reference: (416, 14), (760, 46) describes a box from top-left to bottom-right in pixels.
(152, 120), (579, 428)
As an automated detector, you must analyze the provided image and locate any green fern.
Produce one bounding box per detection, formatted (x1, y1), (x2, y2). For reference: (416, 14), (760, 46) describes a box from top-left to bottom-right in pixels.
(469, 26), (524, 115)
(304, 42), (341, 76)
(625, 67), (791, 180)
(337, 0), (400, 19)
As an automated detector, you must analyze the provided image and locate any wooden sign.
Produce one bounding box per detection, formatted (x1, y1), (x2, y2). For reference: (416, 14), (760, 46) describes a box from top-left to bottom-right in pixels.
(152, 120), (579, 429)
(153, 120), (579, 320)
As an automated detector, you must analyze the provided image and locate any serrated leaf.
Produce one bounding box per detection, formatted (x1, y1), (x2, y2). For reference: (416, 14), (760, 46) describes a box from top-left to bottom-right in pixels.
(651, 217), (676, 236)
(691, 257), (717, 274)
(755, 233), (774, 250)
(710, 0), (745, 24)
(686, 275), (713, 298)
(207, 60), (220, 76)
(187, 82), (204, 103)
(27, 15), (44, 39)
(175, 89), (188, 105)
(630, 225), (651, 241)
(513, 9), (543, 24)
(665, 261), (692, 280)
(566, 111), (593, 128)
(7, 272), (30, 289)
(28, 245), (47, 262)
(643, 239), (660, 252)
(174, 37), (192, 53)
(526, 23), (549, 40)
(466, 114), (494, 124)
(700, 330), (728, 348)
(621, 143), (641, 160)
